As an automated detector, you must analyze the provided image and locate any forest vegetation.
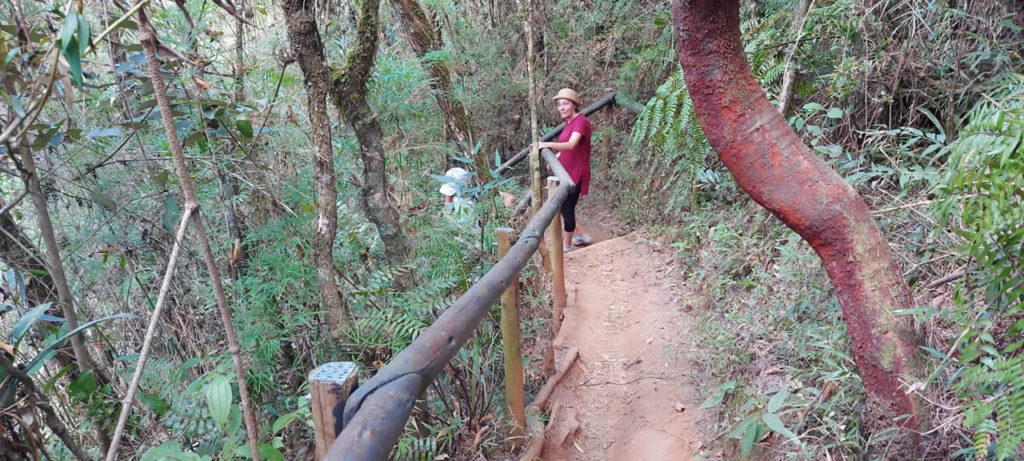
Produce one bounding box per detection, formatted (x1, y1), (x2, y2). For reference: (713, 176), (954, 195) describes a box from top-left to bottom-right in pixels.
(1, 0), (1022, 459)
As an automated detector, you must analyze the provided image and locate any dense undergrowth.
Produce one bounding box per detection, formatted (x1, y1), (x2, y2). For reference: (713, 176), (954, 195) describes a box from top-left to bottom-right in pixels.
(620, 1), (1024, 459)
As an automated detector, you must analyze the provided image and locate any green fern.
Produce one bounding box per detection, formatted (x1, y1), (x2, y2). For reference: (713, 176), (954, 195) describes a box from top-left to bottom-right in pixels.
(939, 72), (1024, 460)
(630, 67), (711, 215)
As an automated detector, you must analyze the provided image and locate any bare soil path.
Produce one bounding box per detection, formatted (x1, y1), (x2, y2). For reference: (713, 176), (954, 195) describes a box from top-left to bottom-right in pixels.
(538, 200), (708, 460)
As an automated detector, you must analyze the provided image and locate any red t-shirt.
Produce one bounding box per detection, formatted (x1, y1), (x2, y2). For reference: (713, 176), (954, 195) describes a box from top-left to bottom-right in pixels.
(558, 113), (592, 195)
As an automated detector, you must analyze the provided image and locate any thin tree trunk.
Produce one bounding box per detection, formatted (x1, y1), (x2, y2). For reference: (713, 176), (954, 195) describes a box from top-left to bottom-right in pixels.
(282, 0), (353, 333)
(17, 141), (112, 453)
(672, 1), (925, 454)
(388, 0), (487, 182)
(777, 0), (811, 115)
(135, 19), (261, 460)
(329, 0), (413, 281)
(518, 0), (549, 270)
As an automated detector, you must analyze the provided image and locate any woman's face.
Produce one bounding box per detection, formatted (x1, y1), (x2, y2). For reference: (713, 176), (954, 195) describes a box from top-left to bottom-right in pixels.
(556, 99), (576, 119)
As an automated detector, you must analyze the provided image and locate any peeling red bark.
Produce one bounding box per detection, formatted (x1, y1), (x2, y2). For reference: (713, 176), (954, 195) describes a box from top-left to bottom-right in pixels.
(672, 0), (925, 452)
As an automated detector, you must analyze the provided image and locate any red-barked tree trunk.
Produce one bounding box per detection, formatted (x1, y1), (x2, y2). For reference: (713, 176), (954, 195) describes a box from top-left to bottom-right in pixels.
(672, 0), (926, 454)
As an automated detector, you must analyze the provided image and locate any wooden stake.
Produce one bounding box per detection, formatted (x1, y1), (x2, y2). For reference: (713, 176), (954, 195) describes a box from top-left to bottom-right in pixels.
(547, 178), (566, 334)
(309, 362), (359, 460)
(497, 228), (525, 438)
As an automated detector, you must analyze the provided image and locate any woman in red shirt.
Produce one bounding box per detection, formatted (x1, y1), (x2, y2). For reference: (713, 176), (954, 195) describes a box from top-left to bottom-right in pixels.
(539, 88), (592, 252)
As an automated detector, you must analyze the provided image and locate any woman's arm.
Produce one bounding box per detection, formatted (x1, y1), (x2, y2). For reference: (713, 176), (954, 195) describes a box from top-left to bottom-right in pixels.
(538, 131), (582, 152)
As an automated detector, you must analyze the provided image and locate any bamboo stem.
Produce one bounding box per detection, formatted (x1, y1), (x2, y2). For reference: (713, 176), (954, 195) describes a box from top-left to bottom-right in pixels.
(497, 228), (525, 438)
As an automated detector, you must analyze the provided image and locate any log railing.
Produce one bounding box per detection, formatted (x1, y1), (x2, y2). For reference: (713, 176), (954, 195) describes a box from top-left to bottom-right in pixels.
(309, 91), (642, 460)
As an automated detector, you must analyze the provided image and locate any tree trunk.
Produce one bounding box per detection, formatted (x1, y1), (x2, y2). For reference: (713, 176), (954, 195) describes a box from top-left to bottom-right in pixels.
(329, 0), (412, 282)
(672, 0), (925, 453)
(389, 0), (488, 182)
(17, 142), (112, 453)
(282, 0), (353, 333)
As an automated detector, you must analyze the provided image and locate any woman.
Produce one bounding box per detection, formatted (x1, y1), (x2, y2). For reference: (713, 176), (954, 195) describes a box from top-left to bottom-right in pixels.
(538, 88), (592, 252)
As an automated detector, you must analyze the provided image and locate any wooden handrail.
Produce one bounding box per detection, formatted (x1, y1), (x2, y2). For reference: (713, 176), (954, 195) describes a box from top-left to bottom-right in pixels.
(326, 150), (573, 460)
(313, 88), (646, 459)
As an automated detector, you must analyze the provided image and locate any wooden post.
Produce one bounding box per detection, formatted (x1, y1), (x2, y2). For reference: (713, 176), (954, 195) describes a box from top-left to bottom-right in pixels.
(547, 177), (566, 333)
(497, 228), (526, 438)
(310, 362), (359, 460)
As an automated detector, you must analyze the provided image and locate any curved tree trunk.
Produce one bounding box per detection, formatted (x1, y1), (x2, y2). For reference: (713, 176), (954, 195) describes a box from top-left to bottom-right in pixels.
(672, 0), (925, 452)
(329, 0), (412, 282)
(389, 0), (488, 182)
(282, 0), (352, 334)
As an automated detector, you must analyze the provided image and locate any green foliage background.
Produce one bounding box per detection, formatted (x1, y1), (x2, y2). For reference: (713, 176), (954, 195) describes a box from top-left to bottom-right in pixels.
(0, 0), (1022, 459)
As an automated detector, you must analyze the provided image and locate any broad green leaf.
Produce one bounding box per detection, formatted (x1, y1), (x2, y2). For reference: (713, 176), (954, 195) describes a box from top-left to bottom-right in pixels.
(826, 107), (843, 119)
(60, 13), (77, 53)
(141, 441), (204, 461)
(205, 375), (232, 428)
(272, 411), (299, 434)
(762, 413), (799, 444)
(740, 417), (760, 457)
(802, 102), (823, 113)
(236, 115), (253, 138)
(68, 369), (97, 400)
(63, 39), (83, 85)
(767, 387), (788, 413)
(77, 14), (90, 56)
(10, 302), (53, 346)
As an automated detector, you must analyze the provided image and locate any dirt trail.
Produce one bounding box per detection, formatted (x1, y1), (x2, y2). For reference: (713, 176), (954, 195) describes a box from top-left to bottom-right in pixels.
(539, 203), (708, 460)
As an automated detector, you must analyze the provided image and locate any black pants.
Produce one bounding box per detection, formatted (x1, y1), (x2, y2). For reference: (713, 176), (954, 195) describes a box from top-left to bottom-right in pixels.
(561, 188), (581, 232)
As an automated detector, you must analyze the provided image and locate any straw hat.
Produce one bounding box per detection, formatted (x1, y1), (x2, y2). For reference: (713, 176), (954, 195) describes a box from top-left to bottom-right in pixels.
(439, 167), (470, 196)
(552, 88), (581, 107)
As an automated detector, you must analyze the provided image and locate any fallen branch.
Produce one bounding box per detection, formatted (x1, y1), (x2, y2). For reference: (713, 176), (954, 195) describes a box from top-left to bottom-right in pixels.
(106, 205), (194, 459)
(926, 268), (968, 289)
(520, 347), (579, 461)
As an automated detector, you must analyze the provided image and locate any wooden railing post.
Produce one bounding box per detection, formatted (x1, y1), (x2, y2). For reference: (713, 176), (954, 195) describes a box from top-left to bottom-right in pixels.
(310, 362), (358, 460)
(497, 227), (526, 438)
(546, 177), (566, 332)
